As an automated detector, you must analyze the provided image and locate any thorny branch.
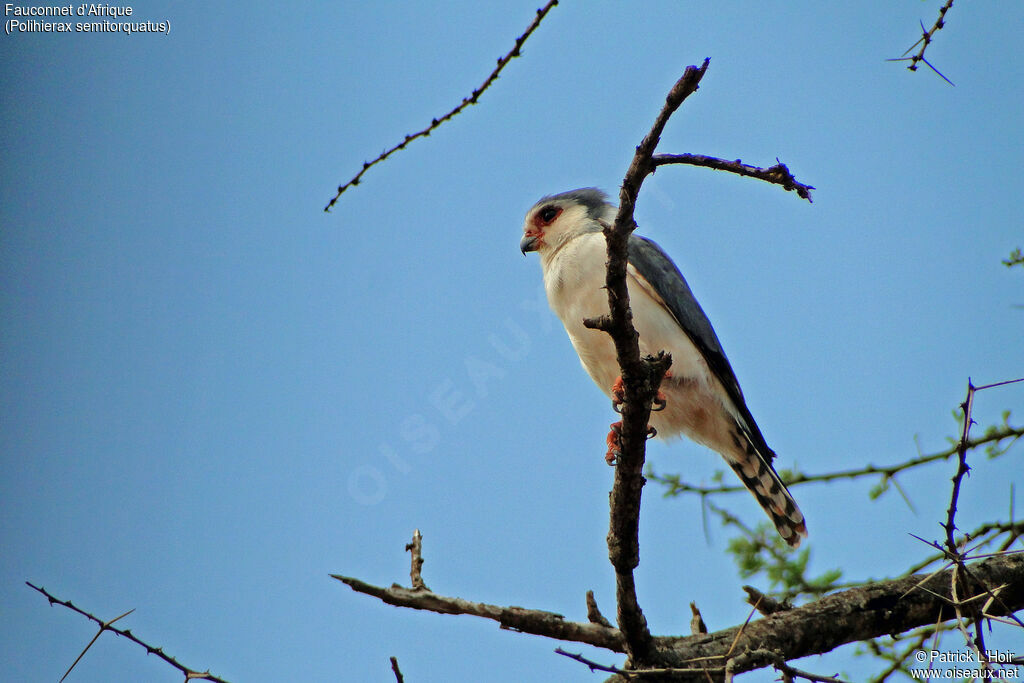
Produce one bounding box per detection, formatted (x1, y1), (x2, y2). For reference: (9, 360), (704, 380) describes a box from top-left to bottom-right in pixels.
(556, 648), (706, 679)
(323, 1), (559, 210)
(649, 553), (1024, 678)
(887, 0), (955, 85)
(745, 650), (851, 683)
(936, 378), (1024, 671)
(905, 520), (1024, 575)
(945, 379), (979, 554)
(26, 582), (229, 683)
(652, 154), (814, 202)
(650, 423), (1024, 497)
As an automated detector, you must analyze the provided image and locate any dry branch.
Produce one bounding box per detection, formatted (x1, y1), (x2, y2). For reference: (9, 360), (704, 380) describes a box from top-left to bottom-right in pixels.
(331, 574), (625, 651)
(334, 552), (1024, 680)
(588, 590), (615, 628)
(390, 656), (405, 683)
(405, 528), (428, 591)
(324, 0), (559, 210)
(582, 59), (709, 667)
(945, 379), (978, 554)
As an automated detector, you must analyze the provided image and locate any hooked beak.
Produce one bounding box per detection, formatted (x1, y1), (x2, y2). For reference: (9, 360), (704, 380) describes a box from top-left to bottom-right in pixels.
(520, 233), (540, 254)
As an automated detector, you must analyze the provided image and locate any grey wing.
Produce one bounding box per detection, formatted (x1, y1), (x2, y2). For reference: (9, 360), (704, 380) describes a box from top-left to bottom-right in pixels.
(627, 234), (776, 461)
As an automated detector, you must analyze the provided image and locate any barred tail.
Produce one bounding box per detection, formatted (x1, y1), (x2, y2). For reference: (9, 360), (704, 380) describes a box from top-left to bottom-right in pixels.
(726, 433), (807, 547)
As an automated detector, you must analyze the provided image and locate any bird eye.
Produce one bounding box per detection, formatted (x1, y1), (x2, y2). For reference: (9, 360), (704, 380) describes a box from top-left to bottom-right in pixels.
(537, 206), (561, 225)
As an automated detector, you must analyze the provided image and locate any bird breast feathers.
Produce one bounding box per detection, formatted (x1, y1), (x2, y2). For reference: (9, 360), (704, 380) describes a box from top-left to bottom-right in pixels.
(542, 232), (709, 394)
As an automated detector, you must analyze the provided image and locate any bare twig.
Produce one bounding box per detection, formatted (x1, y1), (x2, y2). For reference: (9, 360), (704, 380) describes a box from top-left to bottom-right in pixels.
(866, 625), (938, 683)
(554, 648), (723, 678)
(554, 648), (626, 675)
(730, 648), (851, 683)
(405, 528), (428, 591)
(887, 0), (955, 85)
(390, 656), (405, 683)
(771, 656), (851, 683)
(585, 59), (710, 668)
(689, 602), (708, 635)
(652, 154), (814, 202)
(742, 585), (789, 615)
(324, 0), (559, 210)
(26, 582), (229, 683)
(586, 590), (614, 628)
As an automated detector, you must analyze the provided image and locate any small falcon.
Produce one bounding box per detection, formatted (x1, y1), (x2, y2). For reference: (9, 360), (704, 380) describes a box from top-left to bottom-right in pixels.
(520, 188), (808, 547)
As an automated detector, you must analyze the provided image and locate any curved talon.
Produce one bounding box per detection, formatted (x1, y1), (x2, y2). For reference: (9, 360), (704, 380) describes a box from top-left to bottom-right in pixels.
(651, 370), (672, 412)
(605, 421), (622, 465)
(646, 426), (658, 440)
(610, 376), (626, 414)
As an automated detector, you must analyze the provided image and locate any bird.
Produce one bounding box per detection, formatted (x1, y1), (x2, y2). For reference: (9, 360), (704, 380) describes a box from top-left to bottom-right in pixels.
(519, 188), (807, 547)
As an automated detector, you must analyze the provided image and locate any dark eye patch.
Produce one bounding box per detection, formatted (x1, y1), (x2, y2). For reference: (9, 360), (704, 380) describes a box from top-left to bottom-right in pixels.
(537, 205), (561, 224)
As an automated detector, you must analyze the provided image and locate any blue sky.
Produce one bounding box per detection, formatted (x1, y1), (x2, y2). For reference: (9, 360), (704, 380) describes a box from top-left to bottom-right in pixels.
(2, 2), (1022, 681)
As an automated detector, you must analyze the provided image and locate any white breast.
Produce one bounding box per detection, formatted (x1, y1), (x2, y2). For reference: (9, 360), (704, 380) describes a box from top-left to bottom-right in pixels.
(540, 232), (714, 407)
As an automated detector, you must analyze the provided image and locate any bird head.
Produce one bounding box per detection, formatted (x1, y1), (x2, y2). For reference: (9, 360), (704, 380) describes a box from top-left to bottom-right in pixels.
(520, 188), (614, 257)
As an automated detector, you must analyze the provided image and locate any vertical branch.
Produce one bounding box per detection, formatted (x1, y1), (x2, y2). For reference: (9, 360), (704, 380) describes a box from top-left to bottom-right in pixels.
(944, 377), (1024, 554)
(944, 380), (975, 553)
(390, 656), (405, 683)
(599, 59), (709, 667)
(405, 529), (429, 591)
(941, 377), (1024, 668)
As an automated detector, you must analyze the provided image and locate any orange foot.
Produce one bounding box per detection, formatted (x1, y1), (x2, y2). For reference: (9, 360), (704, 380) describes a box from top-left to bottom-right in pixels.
(605, 421), (622, 465)
(606, 421), (659, 465)
(611, 371), (672, 413)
